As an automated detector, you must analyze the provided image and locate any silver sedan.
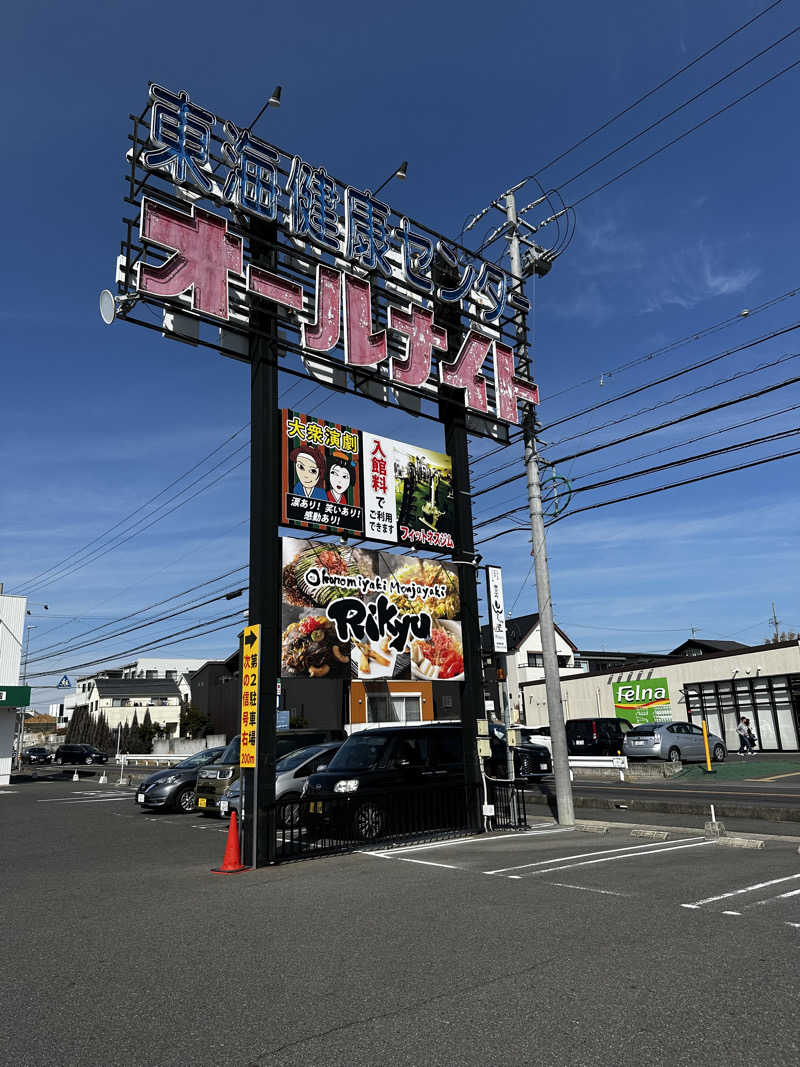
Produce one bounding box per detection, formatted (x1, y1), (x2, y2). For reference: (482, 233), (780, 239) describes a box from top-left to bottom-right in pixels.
(623, 721), (726, 764)
(220, 741), (342, 823)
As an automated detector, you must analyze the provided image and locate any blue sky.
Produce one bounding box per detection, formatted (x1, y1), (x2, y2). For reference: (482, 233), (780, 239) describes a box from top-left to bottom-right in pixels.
(2, 1), (799, 708)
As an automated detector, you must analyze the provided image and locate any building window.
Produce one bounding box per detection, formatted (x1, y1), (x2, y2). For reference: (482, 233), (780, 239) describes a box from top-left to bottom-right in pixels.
(527, 653), (544, 668)
(146, 670), (158, 679)
(367, 694), (422, 724)
(166, 670), (177, 680)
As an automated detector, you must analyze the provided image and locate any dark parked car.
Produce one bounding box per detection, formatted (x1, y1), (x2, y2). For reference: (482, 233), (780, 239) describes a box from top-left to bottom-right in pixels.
(302, 724), (469, 841)
(53, 744), (109, 766)
(22, 746), (53, 765)
(136, 746), (225, 813)
(486, 723), (552, 779)
(565, 718), (632, 757)
(195, 728), (346, 816)
(219, 741), (343, 824)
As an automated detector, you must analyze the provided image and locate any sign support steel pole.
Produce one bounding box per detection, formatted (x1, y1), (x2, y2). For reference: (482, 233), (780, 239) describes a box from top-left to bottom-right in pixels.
(505, 192), (575, 827)
(244, 219), (280, 868)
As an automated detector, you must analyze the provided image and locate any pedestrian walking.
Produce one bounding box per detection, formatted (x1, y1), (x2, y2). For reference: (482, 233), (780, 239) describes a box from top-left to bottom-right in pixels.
(736, 717), (754, 755)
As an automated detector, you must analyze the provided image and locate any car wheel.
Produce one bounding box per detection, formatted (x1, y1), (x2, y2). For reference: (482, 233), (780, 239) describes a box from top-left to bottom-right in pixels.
(667, 746), (681, 763)
(712, 743), (726, 763)
(280, 793), (302, 829)
(85, 757), (93, 765)
(57, 757), (64, 765)
(175, 787), (197, 814)
(352, 802), (386, 842)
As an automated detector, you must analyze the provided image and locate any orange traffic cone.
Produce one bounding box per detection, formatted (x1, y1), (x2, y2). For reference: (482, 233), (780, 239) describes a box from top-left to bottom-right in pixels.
(211, 812), (248, 874)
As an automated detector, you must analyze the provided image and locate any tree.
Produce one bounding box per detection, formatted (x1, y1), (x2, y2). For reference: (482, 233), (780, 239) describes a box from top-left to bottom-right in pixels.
(765, 630), (799, 645)
(180, 701), (209, 739)
(139, 710), (157, 754)
(128, 710), (142, 752)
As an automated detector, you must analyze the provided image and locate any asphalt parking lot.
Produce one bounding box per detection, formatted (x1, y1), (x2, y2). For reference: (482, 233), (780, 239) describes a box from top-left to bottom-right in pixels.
(2, 778), (800, 1066)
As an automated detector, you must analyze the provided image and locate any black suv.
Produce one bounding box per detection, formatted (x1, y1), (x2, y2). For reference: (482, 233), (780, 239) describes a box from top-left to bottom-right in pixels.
(565, 718), (632, 757)
(53, 744), (109, 765)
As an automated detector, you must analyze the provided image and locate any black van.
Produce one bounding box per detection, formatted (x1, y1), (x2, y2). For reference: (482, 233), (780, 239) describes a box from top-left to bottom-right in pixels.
(565, 717), (632, 757)
(303, 724), (465, 840)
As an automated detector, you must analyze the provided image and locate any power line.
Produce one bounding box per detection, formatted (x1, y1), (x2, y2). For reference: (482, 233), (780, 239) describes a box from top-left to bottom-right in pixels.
(24, 611), (247, 681)
(29, 579), (248, 663)
(513, 1), (786, 187)
(474, 424), (800, 529)
(11, 422), (250, 594)
(540, 320), (800, 436)
(538, 55), (800, 227)
(549, 24), (800, 196)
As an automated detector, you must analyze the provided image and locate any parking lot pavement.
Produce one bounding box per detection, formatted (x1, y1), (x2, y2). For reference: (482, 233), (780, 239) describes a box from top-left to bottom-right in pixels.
(3, 782), (800, 1066)
(364, 824), (800, 934)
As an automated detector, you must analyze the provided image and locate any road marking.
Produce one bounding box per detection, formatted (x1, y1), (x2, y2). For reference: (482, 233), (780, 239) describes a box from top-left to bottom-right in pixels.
(544, 882), (627, 897)
(394, 858), (462, 870)
(747, 886), (800, 908)
(526, 839), (711, 876)
(484, 836), (702, 875)
(722, 911), (742, 916)
(681, 872), (800, 909)
(786, 922), (800, 929)
(365, 825), (572, 858)
(744, 771), (800, 782)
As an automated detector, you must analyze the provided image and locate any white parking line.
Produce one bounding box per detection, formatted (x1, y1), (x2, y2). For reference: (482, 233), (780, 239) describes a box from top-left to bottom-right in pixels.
(366, 824), (571, 858)
(484, 836), (702, 875)
(681, 872), (800, 909)
(747, 886), (800, 909)
(527, 839), (711, 876)
(393, 858), (462, 870)
(544, 882), (627, 897)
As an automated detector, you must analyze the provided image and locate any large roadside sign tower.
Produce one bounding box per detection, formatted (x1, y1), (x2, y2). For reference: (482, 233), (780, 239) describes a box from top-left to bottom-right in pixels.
(105, 83), (557, 865)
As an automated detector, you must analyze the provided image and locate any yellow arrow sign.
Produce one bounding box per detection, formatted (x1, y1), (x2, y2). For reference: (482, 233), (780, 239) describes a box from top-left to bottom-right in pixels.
(240, 625), (260, 769)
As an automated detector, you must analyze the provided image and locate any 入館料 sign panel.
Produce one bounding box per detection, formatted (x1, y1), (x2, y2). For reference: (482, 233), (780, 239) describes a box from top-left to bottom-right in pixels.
(240, 625), (260, 768)
(281, 538), (462, 681)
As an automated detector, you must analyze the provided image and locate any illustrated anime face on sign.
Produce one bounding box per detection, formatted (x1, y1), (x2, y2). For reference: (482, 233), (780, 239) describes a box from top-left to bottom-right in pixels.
(290, 445), (327, 500)
(327, 454), (353, 504)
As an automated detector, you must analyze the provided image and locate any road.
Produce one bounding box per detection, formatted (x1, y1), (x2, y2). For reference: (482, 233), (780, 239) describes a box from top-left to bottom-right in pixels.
(2, 777), (800, 1065)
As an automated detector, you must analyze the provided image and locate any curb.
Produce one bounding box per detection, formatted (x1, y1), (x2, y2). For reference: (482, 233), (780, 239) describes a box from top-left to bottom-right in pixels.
(523, 790), (800, 823)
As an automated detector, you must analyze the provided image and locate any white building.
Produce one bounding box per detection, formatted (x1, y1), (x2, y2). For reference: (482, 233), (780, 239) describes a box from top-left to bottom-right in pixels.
(482, 612), (584, 722)
(521, 638), (800, 753)
(0, 593), (27, 786)
(73, 656), (206, 738)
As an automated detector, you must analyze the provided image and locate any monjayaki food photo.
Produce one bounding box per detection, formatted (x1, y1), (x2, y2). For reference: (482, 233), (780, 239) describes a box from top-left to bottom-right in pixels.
(386, 559), (460, 619)
(281, 615), (350, 677)
(282, 542), (373, 609)
(411, 620), (464, 680)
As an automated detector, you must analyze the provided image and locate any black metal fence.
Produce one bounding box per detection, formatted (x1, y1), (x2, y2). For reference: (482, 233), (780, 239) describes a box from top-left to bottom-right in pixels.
(271, 779), (529, 862)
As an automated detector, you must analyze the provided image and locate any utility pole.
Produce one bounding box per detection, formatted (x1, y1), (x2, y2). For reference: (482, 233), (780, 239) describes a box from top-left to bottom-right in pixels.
(770, 602), (780, 642)
(504, 191), (574, 827)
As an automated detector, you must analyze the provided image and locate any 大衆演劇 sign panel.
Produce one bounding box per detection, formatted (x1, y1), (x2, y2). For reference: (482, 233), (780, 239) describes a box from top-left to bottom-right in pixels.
(281, 538), (462, 681)
(281, 410), (363, 536)
(115, 85), (539, 435)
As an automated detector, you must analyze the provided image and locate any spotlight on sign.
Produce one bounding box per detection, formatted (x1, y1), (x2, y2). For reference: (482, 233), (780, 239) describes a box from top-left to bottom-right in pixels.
(99, 290), (138, 325)
(268, 85), (282, 108)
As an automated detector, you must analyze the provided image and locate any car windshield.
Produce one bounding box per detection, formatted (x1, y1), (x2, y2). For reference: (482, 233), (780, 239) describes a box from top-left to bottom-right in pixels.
(327, 734), (392, 771)
(521, 731), (544, 745)
(629, 725), (658, 735)
(276, 745), (327, 773)
(219, 737), (240, 764)
(177, 748), (221, 768)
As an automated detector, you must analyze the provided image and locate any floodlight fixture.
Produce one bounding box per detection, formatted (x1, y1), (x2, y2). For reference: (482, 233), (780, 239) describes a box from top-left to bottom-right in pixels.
(374, 161), (409, 197)
(99, 290), (138, 325)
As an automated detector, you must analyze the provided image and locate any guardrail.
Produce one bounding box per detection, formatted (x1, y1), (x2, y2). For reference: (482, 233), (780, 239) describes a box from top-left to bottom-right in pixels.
(568, 755), (628, 781)
(115, 754), (184, 767)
